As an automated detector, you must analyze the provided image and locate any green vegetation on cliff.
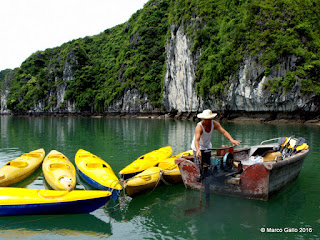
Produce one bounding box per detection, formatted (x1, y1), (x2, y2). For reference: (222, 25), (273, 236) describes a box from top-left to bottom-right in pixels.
(1, 0), (319, 113)
(171, 0), (320, 97)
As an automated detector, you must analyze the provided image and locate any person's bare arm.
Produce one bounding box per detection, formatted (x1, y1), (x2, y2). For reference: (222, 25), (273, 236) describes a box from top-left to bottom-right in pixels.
(194, 124), (203, 157)
(213, 120), (241, 146)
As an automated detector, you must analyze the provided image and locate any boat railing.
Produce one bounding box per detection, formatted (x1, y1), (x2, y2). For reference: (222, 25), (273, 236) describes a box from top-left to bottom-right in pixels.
(260, 137), (282, 145)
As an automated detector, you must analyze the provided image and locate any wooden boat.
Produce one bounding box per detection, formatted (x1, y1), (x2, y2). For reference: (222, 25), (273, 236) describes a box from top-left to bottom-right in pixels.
(75, 149), (122, 200)
(0, 149), (45, 187)
(124, 167), (161, 197)
(119, 146), (172, 180)
(42, 150), (76, 191)
(175, 137), (309, 201)
(0, 187), (111, 216)
(158, 150), (193, 185)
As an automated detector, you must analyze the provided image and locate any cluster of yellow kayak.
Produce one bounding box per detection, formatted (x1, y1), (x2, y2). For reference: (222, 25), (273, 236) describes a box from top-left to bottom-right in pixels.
(119, 146), (193, 197)
(0, 149), (113, 216)
(0, 146), (192, 216)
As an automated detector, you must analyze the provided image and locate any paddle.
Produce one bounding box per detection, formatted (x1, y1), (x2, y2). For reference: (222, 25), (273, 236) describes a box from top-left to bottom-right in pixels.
(279, 137), (290, 153)
(277, 137), (287, 151)
(280, 136), (295, 157)
(290, 137), (306, 155)
(295, 143), (309, 152)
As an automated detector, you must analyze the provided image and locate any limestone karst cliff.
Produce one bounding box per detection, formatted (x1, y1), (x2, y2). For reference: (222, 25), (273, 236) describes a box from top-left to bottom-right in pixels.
(0, 0), (319, 119)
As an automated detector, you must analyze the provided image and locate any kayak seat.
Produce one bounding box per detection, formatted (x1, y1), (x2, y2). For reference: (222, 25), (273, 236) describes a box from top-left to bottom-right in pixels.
(7, 161), (29, 168)
(26, 153), (41, 158)
(49, 163), (70, 170)
(158, 162), (175, 170)
(47, 155), (66, 160)
(86, 163), (103, 169)
(140, 176), (151, 181)
(38, 189), (69, 199)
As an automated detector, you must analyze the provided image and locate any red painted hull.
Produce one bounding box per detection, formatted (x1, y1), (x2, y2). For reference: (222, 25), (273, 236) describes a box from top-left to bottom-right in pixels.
(175, 147), (309, 201)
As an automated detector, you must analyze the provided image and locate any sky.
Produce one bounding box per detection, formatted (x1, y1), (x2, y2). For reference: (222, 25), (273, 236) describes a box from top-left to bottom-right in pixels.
(0, 0), (149, 71)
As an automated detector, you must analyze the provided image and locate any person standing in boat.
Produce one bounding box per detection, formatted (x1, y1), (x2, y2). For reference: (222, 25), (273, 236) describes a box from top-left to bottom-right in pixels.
(191, 109), (241, 166)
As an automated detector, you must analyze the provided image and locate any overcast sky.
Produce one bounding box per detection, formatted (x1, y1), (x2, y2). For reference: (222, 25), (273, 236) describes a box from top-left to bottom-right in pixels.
(0, 0), (149, 71)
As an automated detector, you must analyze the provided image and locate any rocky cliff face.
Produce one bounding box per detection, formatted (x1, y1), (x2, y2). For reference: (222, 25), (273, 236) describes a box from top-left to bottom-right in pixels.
(225, 55), (318, 113)
(163, 24), (318, 116)
(106, 88), (153, 112)
(1, 70), (16, 113)
(163, 25), (202, 112)
(0, 82), (10, 114)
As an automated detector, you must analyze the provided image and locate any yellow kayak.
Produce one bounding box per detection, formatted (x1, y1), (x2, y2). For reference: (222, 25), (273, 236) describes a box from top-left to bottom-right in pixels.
(42, 150), (76, 191)
(158, 150), (193, 184)
(124, 167), (161, 197)
(0, 187), (111, 216)
(0, 149), (45, 187)
(119, 146), (172, 180)
(75, 149), (122, 200)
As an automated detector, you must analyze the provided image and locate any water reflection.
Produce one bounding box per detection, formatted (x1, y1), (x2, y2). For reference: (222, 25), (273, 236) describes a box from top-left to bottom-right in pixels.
(105, 184), (193, 239)
(0, 212), (111, 239)
(105, 179), (313, 240)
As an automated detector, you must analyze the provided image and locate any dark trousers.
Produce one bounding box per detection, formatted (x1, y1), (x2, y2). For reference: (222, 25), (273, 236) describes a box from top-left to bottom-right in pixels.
(193, 150), (211, 168)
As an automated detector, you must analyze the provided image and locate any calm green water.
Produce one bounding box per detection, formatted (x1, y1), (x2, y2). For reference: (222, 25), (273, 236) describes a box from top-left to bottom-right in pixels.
(0, 116), (319, 240)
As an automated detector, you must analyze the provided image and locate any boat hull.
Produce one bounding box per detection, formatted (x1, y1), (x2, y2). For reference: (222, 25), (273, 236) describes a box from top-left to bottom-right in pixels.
(0, 149), (45, 187)
(0, 188), (111, 216)
(176, 147), (309, 201)
(75, 149), (122, 200)
(77, 169), (121, 200)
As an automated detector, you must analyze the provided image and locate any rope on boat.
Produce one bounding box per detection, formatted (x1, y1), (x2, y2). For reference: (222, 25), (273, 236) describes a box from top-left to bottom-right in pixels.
(103, 179), (130, 217)
(159, 170), (173, 186)
(144, 171), (163, 196)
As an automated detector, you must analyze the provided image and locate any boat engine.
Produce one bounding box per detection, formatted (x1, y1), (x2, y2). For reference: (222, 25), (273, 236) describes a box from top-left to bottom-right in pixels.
(198, 148), (241, 184)
(210, 152), (234, 172)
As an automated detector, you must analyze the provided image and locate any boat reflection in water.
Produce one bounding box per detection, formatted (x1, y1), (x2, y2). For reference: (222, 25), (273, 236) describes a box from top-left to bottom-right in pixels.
(103, 172), (308, 240)
(0, 210), (112, 238)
